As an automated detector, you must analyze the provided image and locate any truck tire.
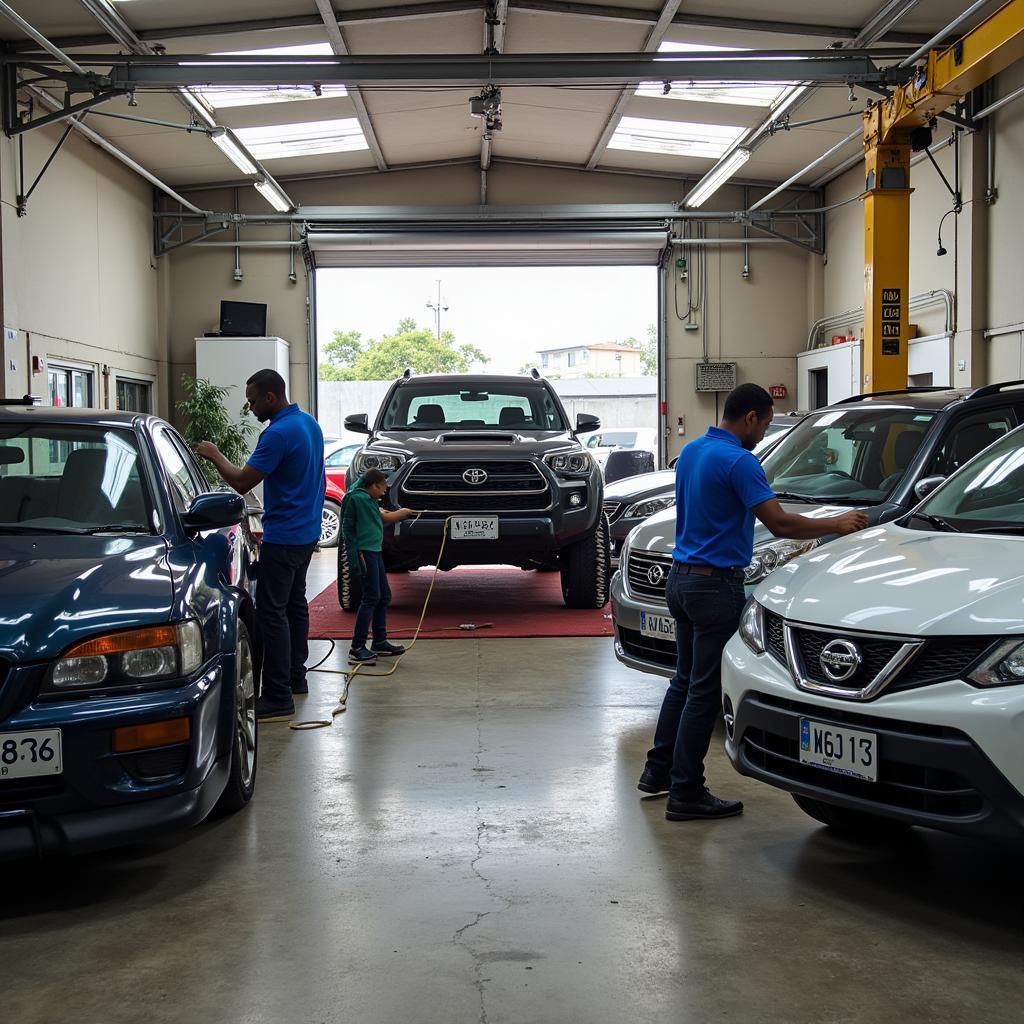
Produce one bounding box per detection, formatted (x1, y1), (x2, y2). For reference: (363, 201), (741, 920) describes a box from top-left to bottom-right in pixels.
(791, 794), (911, 837)
(336, 534), (363, 612)
(560, 513), (610, 609)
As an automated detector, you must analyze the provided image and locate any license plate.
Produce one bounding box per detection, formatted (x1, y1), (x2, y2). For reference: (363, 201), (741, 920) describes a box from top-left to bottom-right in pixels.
(0, 729), (62, 781)
(450, 516), (499, 540)
(639, 610), (676, 640)
(799, 718), (877, 782)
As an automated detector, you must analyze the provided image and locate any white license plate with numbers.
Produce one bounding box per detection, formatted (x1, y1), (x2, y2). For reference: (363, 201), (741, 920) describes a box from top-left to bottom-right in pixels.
(799, 719), (877, 782)
(640, 611), (676, 640)
(0, 729), (62, 780)
(451, 516), (499, 540)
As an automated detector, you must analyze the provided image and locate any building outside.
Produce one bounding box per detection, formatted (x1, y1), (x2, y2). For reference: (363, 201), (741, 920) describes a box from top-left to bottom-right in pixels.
(536, 342), (643, 379)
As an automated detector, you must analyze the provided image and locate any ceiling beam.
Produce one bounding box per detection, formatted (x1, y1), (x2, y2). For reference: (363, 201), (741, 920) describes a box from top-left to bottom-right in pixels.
(313, 0), (387, 170)
(584, 0), (682, 170)
(16, 1), (933, 52)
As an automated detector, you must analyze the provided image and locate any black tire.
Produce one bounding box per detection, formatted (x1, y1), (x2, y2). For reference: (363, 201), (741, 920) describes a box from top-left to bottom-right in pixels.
(214, 621), (258, 815)
(336, 533), (363, 612)
(560, 513), (611, 609)
(792, 794), (912, 837)
(319, 499), (342, 548)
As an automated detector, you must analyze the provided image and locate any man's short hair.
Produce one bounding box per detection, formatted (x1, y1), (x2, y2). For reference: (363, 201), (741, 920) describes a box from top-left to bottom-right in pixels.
(362, 468), (388, 488)
(246, 368), (287, 400)
(723, 383), (774, 422)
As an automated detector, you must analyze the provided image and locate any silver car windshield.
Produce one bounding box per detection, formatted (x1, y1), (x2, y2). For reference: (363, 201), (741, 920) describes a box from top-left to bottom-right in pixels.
(760, 407), (936, 504)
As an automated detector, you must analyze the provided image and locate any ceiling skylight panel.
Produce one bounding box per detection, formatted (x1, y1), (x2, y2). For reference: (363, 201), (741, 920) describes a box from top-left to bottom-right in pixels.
(233, 118), (368, 160)
(608, 117), (746, 159)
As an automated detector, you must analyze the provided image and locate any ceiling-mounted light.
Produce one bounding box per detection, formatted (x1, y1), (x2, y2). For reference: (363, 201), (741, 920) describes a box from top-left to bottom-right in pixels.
(684, 147), (751, 208)
(210, 127), (257, 175)
(254, 176), (293, 213)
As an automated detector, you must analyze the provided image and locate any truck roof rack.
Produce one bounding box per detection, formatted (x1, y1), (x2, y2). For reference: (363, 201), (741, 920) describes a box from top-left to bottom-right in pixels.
(0, 394), (41, 406)
(965, 379), (1024, 400)
(836, 386), (949, 405)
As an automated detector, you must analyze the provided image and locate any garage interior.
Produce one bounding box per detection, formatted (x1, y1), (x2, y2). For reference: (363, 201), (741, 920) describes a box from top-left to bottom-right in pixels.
(2, 1), (1024, 1021)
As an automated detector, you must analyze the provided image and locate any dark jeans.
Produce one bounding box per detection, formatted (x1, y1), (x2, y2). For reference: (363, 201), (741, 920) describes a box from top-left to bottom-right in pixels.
(256, 540), (316, 707)
(353, 550), (391, 649)
(647, 568), (747, 799)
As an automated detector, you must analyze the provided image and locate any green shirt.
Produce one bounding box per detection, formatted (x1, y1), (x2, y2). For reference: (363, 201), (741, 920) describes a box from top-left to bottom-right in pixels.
(341, 476), (384, 553)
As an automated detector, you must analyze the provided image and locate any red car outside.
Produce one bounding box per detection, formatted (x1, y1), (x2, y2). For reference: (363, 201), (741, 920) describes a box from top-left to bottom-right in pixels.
(321, 442), (362, 547)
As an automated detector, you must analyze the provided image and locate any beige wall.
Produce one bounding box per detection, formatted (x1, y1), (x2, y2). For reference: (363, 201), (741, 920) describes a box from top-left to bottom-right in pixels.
(0, 122), (164, 411)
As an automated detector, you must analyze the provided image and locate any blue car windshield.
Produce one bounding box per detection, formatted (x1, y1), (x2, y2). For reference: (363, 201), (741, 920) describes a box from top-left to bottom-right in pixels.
(0, 425), (152, 533)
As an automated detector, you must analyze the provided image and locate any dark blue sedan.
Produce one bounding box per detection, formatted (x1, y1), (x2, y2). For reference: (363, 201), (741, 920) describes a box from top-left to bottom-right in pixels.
(0, 401), (260, 859)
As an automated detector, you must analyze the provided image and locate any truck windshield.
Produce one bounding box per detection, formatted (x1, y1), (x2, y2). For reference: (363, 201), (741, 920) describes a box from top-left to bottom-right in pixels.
(760, 406), (937, 504)
(379, 383), (566, 431)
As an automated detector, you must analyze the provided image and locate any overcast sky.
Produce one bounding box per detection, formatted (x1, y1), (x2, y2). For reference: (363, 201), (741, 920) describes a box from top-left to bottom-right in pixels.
(315, 267), (657, 374)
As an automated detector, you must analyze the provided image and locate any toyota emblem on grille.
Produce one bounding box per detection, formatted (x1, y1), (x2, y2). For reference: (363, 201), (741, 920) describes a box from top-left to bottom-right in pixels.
(463, 468), (488, 485)
(646, 564), (666, 586)
(818, 639), (863, 683)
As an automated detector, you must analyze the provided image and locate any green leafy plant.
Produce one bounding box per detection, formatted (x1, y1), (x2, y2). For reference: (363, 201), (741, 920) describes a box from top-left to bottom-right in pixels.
(176, 376), (253, 485)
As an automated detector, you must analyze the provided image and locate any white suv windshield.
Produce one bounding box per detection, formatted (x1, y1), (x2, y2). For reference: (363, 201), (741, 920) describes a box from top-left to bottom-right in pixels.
(380, 383), (566, 431)
(761, 407), (936, 504)
(919, 427), (1024, 532)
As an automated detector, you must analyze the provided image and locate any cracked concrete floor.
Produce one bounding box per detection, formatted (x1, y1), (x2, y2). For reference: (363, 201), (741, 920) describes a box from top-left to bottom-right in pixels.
(3, 635), (1024, 1024)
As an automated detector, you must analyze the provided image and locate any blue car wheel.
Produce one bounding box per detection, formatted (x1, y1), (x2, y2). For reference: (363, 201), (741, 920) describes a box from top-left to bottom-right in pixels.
(214, 621), (258, 814)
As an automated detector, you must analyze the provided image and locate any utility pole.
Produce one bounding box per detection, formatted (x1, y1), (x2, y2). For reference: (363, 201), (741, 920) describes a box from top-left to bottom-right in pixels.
(426, 279), (449, 372)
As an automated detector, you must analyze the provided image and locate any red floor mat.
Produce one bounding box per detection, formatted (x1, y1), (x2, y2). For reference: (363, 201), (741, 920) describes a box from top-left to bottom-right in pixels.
(307, 567), (615, 640)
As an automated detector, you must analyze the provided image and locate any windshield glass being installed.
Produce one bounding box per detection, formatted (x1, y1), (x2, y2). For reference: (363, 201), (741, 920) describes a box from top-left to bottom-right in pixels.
(379, 383), (567, 431)
(0, 425), (152, 533)
(759, 407), (937, 504)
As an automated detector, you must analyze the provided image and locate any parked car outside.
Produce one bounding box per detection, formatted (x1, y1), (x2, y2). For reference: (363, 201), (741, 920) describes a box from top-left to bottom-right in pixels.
(339, 371), (609, 610)
(612, 382), (1024, 677)
(586, 427), (657, 475)
(723, 422), (1024, 839)
(0, 401), (260, 860)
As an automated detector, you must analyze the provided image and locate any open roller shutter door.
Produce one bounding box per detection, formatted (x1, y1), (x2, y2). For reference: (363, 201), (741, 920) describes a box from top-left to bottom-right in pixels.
(306, 229), (669, 267)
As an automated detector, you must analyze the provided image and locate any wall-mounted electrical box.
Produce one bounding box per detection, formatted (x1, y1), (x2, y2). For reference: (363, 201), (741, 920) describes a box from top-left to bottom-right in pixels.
(695, 361), (737, 392)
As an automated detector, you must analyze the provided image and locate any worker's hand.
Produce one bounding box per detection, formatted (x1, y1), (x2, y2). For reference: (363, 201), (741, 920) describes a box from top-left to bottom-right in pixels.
(831, 510), (869, 535)
(196, 441), (221, 462)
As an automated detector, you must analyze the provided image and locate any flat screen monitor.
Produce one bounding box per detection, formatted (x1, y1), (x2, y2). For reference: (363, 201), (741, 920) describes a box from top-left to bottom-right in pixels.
(219, 300), (267, 337)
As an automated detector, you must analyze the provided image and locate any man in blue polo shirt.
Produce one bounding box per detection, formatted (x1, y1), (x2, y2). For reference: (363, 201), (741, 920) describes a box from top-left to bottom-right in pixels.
(198, 368), (325, 722)
(639, 383), (867, 821)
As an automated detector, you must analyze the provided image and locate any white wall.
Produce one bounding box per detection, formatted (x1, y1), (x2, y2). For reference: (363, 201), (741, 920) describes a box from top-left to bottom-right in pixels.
(0, 123), (164, 412)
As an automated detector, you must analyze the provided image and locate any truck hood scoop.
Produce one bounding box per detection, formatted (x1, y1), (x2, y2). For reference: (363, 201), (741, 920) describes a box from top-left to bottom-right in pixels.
(438, 432), (518, 444)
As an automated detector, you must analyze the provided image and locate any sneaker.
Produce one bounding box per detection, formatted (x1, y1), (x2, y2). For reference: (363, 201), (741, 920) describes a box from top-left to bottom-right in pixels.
(256, 697), (295, 723)
(348, 646), (378, 664)
(371, 641), (406, 657)
(637, 767), (671, 795)
(665, 788), (744, 821)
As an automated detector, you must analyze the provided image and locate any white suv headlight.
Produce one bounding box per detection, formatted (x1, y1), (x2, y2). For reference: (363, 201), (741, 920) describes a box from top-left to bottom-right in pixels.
(738, 597), (765, 654)
(968, 639), (1024, 687)
(353, 450), (405, 474)
(623, 495), (675, 519)
(744, 539), (817, 584)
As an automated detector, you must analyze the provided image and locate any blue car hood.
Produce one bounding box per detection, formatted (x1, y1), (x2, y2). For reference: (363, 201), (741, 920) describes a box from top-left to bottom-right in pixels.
(0, 535), (174, 662)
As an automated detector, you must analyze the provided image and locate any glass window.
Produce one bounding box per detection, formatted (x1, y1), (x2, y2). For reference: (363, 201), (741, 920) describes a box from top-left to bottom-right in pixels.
(541, 353), (549, 368)
(927, 409), (1017, 477)
(380, 383), (566, 431)
(154, 429), (200, 512)
(326, 443), (361, 468)
(568, 351), (577, 367)
(116, 378), (153, 413)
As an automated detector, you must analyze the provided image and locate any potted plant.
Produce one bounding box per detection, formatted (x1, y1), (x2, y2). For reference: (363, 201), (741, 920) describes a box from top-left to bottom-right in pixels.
(176, 376), (253, 487)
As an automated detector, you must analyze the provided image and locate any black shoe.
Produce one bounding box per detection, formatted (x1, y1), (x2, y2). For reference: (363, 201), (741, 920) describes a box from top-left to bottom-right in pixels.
(256, 697), (295, 723)
(291, 680), (309, 695)
(665, 789), (744, 821)
(348, 646), (378, 664)
(637, 767), (671, 795)
(371, 641), (406, 657)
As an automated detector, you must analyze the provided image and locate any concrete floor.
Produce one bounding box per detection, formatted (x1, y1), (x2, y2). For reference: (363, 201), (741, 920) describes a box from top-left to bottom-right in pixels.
(3, 555), (1023, 1023)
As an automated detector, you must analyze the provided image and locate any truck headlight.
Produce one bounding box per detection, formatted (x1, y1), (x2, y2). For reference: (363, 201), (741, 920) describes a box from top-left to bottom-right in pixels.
(738, 598), (766, 654)
(544, 451), (592, 477)
(968, 640), (1024, 687)
(744, 539), (817, 584)
(353, 450), (406, 474)
(623, 496), (674, 519)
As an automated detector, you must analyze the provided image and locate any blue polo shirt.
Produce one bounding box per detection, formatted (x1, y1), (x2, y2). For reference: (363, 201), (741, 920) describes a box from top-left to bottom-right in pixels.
(673, 426), (775, 568)
(246, 403), (326, 546)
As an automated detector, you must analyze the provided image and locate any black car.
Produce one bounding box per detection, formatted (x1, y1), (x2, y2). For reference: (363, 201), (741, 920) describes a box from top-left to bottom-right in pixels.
(0, 401), (260, 859)
(339, 371), (609, 609)
(603, 470), (675, 562)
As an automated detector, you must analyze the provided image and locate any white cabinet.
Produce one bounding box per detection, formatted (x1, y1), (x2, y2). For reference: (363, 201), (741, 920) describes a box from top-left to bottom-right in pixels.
(195, 336), (290, 425)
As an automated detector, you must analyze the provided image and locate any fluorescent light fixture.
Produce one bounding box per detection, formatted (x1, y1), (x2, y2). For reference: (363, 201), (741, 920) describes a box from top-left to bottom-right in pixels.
(254, 177), (293, 213)
(178, 88), (217, 128)
(234, 118), (368, 160)
(209, 127), (258, 175)
(608, 116), (745, 159)
(684, 147), (751, 208)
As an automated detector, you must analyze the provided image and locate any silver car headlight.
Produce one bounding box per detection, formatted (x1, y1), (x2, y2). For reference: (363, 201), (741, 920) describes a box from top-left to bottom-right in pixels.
(744, 539), (818, 584)
(623, 495), (675, 520)
(968, 639), (1024, 687)
(353, 450), (406, 474)
(738, 597), (765, 655)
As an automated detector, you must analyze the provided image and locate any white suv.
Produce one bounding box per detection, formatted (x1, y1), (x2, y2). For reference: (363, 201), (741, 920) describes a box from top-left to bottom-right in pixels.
(722, 423), (1024, 840)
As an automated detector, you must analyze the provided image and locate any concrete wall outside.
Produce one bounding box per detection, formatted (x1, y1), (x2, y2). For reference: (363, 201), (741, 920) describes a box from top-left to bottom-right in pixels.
(0, 122), (164, 411)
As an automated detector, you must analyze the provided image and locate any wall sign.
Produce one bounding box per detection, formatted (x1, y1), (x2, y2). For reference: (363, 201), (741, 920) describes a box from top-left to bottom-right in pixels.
(769, 384), (788, 399)
(881, 287), (901, 356)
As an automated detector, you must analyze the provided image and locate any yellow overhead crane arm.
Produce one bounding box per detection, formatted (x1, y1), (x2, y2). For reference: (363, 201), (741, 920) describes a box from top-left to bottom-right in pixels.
(861, 0), (1024, 391)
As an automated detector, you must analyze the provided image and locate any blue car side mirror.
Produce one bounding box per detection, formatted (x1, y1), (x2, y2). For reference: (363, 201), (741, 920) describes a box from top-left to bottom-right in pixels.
(181, 492), (244, 532)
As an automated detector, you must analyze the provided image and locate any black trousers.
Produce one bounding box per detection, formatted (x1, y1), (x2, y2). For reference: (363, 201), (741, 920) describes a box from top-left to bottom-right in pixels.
(257, 541), (317, 706)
